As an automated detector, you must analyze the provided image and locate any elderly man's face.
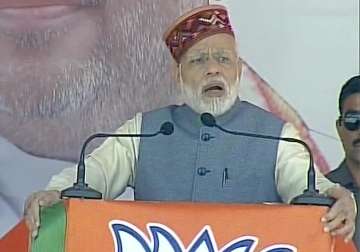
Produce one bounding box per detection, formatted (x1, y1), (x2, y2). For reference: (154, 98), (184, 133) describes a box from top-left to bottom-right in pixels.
(0, 0), (197, 161)
(337, 93), (360, 165)
(178, 33), (241, 116)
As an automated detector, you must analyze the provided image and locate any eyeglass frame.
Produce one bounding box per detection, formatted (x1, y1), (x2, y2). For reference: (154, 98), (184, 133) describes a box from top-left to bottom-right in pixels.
(338, 111), (360, 131)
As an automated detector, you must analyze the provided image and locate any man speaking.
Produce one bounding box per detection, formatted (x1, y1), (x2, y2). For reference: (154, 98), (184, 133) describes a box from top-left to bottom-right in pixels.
(24, 4), (356, 243)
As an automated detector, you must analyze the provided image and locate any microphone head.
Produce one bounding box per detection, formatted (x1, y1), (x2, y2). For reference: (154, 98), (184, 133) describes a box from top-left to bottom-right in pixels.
(200, 113), (216, 127)
(160, 122), (174, 135)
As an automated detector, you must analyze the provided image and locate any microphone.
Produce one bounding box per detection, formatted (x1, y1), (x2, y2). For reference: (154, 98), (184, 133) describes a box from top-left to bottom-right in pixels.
(61, 121), (174, 199)
(201, 113), (334, 207)
(159, 121), (175, 135)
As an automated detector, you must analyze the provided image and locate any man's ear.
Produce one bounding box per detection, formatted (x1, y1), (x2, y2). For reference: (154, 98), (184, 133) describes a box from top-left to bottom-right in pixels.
(175, 63), (183, 88)
(236, 57), (243, 81)
(336, 118), (342, 136)
(170, 60), (181, 81)
(176, 64), (181, 83)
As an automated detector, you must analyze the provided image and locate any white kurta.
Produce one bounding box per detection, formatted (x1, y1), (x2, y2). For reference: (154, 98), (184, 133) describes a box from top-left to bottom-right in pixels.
(46, 112), (335, 203)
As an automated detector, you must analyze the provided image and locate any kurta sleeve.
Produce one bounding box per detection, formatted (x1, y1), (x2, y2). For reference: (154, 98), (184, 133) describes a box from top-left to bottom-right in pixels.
(275, 122), (335, 203)
(46, 113), (142, 199)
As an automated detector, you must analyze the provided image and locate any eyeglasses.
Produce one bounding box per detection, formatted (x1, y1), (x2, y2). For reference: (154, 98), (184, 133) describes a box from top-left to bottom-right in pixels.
(339, 112), (360, 131)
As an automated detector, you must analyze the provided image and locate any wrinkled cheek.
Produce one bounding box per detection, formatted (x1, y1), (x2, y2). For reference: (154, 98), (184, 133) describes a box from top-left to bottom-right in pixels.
(344, 139), (358, 156)
(50, 10), (106, 68)
(350, 149), (360, 163)
(0, 10), (107, 116)
(0, 9), (105, 72)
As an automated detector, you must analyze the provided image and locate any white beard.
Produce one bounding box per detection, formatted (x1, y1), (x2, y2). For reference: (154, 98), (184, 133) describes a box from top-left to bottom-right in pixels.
(179, 76), (240, 117)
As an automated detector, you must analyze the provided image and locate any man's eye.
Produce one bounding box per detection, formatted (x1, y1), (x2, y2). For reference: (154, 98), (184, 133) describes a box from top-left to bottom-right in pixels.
(190, 58), (203, 64)
(219, 56), (230, 63)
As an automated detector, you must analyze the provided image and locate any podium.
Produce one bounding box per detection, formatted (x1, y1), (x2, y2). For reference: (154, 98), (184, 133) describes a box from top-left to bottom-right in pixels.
(1, 199), (357, 251)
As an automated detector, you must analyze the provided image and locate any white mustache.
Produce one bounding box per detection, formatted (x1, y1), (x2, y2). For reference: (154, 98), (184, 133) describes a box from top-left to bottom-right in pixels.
(200, 77), (228, 95)
(180, 79), (239, 117)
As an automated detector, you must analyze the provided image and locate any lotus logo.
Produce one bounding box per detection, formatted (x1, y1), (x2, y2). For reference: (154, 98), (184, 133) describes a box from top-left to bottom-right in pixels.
(109, 220), (297, 252)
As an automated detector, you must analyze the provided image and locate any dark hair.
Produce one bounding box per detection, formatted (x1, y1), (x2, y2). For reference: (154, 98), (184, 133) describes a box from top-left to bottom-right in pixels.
(339, 75), (360, 115)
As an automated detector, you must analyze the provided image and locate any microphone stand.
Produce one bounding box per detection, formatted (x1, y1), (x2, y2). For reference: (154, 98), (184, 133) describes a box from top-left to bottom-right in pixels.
(61, 122), (174, 199)
(200, 113), (334, 207)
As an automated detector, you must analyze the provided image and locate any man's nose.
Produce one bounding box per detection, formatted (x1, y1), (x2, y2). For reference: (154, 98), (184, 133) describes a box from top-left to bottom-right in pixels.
(205, 60), (220, 77)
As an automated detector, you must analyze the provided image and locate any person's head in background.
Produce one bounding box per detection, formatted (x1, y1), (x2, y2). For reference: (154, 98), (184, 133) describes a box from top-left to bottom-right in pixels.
(0, 0), (205, 161)
(163, 5), (242, 117)
(337, 75), (360, 169)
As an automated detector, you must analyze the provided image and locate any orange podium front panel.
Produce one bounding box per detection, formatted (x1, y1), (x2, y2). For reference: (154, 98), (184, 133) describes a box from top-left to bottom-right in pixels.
(62, 199), (355, 252)
(0, 220), (29, 252)
(1, 199), (357, 252)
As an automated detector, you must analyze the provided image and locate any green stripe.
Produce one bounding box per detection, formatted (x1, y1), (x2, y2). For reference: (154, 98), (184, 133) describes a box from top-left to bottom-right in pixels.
(31, 202), (66, 252)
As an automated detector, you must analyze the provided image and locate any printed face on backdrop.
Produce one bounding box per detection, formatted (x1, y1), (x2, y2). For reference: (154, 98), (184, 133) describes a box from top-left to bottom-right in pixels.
(0, 0), (335, 173)
(0, 0), (205, 161)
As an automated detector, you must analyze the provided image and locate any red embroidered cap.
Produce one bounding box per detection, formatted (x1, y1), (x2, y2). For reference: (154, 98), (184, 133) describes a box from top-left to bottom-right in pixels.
(163, 5), (235, 63)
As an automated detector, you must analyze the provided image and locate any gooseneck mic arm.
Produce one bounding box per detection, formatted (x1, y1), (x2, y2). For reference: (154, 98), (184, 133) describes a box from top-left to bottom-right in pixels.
(61, 122), (174, 199)
(200, 113), (334, 206)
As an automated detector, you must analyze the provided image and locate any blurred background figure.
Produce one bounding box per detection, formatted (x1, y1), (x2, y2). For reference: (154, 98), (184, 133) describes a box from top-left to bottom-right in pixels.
(326, 75), (360, 249)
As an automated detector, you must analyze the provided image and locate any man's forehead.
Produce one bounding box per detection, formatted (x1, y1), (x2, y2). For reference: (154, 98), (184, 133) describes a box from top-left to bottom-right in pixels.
(187, 47), (235, 55)
(343, 93), (360, 110)
(186, 35), (237, 55)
